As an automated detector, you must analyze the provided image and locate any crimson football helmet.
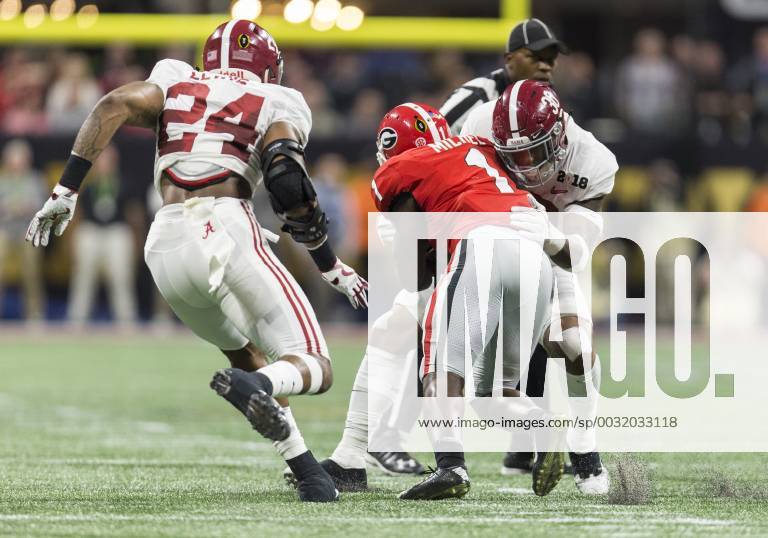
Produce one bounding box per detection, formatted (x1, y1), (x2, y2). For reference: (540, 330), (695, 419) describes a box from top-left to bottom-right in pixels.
(492, 79), (567, 187)
(376, 103), (451, 165)
(203, 19), (283, 84)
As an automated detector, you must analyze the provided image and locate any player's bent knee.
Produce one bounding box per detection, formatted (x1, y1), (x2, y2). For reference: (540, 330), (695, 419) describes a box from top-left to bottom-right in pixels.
(422, 373), (438, 397)
(544, 315), (593, 365)
(315, 354), (333, 394)
(282, 352), (333, 395)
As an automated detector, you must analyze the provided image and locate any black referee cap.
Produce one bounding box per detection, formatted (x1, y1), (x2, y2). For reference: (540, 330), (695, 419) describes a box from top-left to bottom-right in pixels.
(506, 18), (569, 54)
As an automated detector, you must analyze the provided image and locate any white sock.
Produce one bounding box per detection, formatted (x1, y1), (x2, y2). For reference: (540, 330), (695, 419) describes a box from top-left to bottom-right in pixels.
(273, 407), (308, 460)
(566, 355), (601, 453)
(259, 356), (321, 397)
(331, 354), (368, 469)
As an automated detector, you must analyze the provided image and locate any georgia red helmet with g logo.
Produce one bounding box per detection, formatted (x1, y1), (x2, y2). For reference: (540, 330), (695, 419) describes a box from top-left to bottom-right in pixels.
(203, 19), (283, 84)
(491, 80), (567, 187)
(376, 103), (451, 165)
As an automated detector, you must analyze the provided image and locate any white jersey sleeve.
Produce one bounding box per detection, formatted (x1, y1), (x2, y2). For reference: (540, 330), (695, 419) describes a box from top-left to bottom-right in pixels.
(146, 59), (195, 96)
(265, 86), (311, 146)
(459, 100), (495, 138)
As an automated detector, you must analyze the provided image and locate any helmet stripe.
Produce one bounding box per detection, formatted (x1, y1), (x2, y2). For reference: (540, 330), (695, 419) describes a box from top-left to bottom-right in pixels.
(402, 102), (441, 142)
(506, 80), (525, 133)
(220, 19), (239, 69)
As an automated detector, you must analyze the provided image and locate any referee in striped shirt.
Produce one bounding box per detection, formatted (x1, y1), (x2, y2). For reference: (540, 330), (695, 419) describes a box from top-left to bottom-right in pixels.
(439, 18), (568, 135)
(439, 18), (571, 475)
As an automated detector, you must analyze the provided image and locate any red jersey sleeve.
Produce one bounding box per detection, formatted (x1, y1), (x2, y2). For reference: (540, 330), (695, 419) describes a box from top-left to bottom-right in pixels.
(371, 159), (419, 211)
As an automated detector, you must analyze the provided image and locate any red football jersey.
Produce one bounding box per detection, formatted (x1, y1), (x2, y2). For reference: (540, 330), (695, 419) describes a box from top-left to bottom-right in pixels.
(371, 135), (533, 213)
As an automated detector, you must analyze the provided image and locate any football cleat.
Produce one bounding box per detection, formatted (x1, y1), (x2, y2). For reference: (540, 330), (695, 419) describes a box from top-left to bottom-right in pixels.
(284, 458), (368, 492)
(399, 466), (470, 500)
(500, 452), (534, 475)
(531, 451), (565, 496)
(501, 451), (573, 476)
(210, 368), (290, 442)
(570, 452), (610, 495)
(296, 470), (340, 503)
(366, 451), (424, 476)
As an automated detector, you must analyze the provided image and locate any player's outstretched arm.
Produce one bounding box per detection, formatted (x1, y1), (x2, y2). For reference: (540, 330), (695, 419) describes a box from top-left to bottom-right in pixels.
(25, 82), (164, 247)
(260, 122), (368, 309)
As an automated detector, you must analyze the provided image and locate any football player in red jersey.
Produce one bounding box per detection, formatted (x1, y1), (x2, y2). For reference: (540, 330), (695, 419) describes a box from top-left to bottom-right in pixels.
(284, 103), (571, 499)
(373, 103), (567, 500)
(25, 20), (368, 503)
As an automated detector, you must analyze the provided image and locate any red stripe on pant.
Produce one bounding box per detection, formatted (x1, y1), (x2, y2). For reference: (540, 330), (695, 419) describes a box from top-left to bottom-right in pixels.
(421, 244), (461, 378)
(240, 201), (314, 354)
(245, 203), (324, 355)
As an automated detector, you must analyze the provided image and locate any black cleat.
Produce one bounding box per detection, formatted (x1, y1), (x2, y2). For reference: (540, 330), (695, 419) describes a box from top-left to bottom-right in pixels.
(532, 451), (565, 496)
(399, 466), (470, 500)
(284, 458), (368, 492)
(296, 470), (340, 502)
(366, 451), (424, 476)
(501, 451), (572, 476)
(210, 368), (289, 442)
(570, 452), (610, 494)
(500, 452), (534, 475)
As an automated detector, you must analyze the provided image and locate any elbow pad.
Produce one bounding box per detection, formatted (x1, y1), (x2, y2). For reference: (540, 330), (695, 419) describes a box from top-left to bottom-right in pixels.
(262, 138), (328, 243)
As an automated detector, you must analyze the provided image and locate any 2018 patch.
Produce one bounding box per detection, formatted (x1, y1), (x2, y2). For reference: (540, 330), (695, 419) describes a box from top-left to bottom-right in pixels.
(238, 34), (250, 49)
(414, 118), (427, 133)
(378, 127), (398, 150)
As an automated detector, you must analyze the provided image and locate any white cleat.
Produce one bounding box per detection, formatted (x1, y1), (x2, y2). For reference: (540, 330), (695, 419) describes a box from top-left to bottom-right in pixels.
(575, 468), (610, 495)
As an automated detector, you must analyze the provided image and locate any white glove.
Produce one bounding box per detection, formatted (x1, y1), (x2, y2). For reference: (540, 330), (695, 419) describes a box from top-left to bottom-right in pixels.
(509, 205), (549, 247)
(321, 259), (369, 309)
(25, 184), (79, 247)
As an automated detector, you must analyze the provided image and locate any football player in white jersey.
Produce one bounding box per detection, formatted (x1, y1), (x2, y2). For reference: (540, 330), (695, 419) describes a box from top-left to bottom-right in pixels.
(25, 20), (367, 503)
(461, 80), (617, 494)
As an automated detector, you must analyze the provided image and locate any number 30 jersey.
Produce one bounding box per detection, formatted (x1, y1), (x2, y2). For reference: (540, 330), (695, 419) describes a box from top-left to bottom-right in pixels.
(145, 59), (311, 193)
(371, 135), (533, 213)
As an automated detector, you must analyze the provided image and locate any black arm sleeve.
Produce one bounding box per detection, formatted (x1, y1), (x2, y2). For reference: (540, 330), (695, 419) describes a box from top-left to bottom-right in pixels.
(262, 138), (329, 244)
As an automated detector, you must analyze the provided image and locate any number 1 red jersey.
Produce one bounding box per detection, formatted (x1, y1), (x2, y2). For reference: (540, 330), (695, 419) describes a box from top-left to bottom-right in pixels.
(371, 135), (533, 213)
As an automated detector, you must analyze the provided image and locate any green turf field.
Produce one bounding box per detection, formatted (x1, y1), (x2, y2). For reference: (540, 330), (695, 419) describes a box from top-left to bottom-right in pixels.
(1, 331), (767, 537)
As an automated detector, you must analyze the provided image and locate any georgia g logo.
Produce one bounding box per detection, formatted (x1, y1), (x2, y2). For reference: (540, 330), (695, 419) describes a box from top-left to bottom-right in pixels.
(378, 127), (398, 151)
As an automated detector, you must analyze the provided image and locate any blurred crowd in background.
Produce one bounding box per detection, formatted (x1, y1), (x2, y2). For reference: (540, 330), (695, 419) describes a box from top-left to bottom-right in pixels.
(3, 15), (768, 324)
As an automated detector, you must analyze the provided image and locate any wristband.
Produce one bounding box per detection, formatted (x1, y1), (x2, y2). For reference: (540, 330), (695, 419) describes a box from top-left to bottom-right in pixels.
(307, 237), (338, 272)
(59, 153), (92, 192)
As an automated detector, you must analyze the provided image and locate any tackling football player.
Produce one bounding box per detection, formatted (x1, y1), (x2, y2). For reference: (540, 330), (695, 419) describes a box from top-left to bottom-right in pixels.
(25, 20), (367, 503)
(460, 80), (617, 494)
(441, 17), (590, 482)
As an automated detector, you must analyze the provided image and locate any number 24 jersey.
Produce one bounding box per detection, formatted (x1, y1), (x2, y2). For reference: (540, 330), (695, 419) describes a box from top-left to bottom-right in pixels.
(371, 135), (533, 213)
(145, 59), (311, 193)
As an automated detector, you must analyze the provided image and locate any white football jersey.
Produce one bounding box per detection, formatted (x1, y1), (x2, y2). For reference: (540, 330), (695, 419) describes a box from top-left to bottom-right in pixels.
(460, 100), (617, 211)
(145, 59), (312, 193)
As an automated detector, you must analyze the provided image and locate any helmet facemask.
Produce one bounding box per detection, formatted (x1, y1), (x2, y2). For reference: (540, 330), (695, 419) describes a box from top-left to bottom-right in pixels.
(495, 116), (567, 188)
